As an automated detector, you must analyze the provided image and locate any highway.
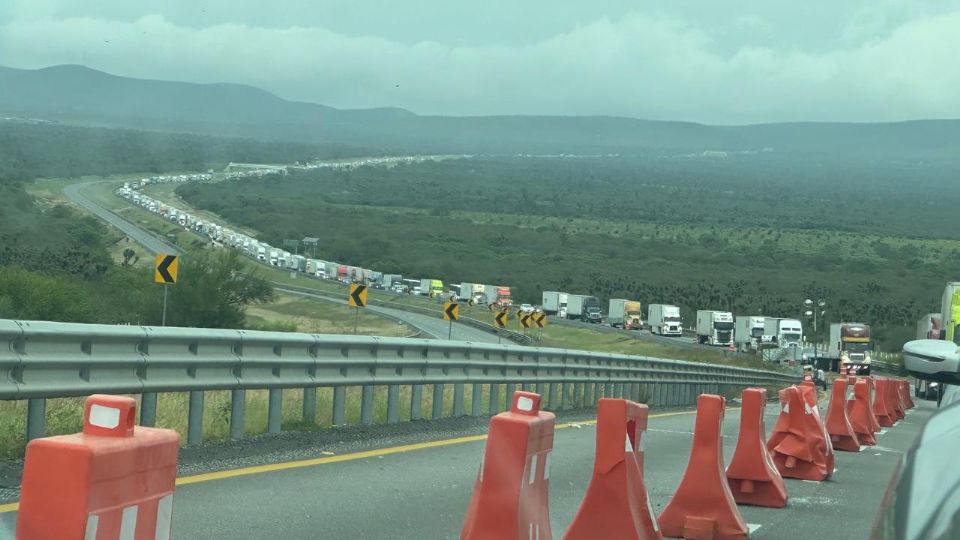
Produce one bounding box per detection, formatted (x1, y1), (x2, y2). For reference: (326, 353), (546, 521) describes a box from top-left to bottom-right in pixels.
(63, 182), (183, 256)
(0, 397), (934, 538)
(63, 182), (501, 344)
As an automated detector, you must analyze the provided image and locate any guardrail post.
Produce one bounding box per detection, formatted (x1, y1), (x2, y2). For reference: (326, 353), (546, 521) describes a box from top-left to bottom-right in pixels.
(302, 387), (317, 425)
(188, 390), (204, 445)
(536, 382), (546, 397)
(411, 385), (423, 420)
(387, 385), (400, 423)
(505, 383), (516, 405)
(333, 386), (346, 425)
(630, 383), (640, 402)
(139, 392), (157, 427)
(574, 382), (584, 408)
(549, 383), (561, 409)
(361, 385), (374, 425)
(26, 398), (46, 441)
(562, 383), (573, 410)
(470, 384), (482, 416)
(453, 383), (465, 417)
(432, 384), (445, 419)
(488, 383), (500, 414)
(653, 384), (662, 407)
(582, 383), (592, 406)
(230, 389), (246, 439)
(268, 388), (283, 433)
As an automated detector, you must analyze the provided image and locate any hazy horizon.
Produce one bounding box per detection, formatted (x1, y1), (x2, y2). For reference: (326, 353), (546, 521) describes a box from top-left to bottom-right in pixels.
(2, 1), (959, 124)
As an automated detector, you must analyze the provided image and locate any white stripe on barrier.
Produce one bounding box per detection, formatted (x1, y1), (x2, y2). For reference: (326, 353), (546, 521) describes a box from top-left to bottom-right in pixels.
(543, 452), (551, 481)
(624, 434), (632, 452)
(156, 494), (174, 540)
(89, 404), (121, 430)
(528, 454), (538, 485)
(119, 505), (138, 540)
(84, 515), (99, 540)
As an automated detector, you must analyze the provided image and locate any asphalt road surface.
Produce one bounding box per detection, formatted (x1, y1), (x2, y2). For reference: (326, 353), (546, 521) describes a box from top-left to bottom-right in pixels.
(0, 398), (934, 539)
(63, 182), (183, 256)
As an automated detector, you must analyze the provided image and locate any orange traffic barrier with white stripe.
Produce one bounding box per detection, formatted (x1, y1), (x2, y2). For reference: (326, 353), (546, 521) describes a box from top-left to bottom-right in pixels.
(16, 395), (179, 540)
(890, 380), (906, 420)
(461, 391), (555, 540)
(725, 388), (787, 508)
(564, 399), (662, 540)
(900, 380), (915, 410)
(824, 378), (861, 452)
(860, 377), (882, 434)
(846, 379), (878, 446)
(766, 386), (833, 481)
(657, 394), (748, 540)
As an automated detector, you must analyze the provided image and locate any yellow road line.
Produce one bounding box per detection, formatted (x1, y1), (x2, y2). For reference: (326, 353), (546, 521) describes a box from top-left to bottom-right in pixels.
(0, 409), (698, 514)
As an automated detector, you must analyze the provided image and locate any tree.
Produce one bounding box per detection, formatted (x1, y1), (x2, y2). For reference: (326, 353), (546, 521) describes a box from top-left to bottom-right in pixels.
(167, 250), (274, 329)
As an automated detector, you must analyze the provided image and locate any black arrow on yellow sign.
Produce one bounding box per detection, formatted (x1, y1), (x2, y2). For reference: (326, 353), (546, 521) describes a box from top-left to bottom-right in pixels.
(520, 313), (532, 329)
(154, 254), (178, 284)
(443, 301), (460, 321)
(494, 309), (509, 328)
(348, 284), (368, 307)
(533, 313), (547, 328)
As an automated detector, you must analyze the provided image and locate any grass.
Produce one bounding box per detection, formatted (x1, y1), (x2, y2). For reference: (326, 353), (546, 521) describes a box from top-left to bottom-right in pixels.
(247, 292), (414, 336)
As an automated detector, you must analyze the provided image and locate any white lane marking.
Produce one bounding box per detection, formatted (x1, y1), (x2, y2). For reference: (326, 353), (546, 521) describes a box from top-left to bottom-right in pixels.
(748, 524), (763, 533)
(647, 429), (694, 435)
(156, 494), (174, 540)
(84, 515), (99, 540)
(119, 505), (138, 540)
(872, 446), (903, 454)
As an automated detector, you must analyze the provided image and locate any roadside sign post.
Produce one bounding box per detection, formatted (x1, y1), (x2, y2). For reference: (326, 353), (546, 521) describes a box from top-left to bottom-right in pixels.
(153, 254), (179, 326)
(494, 309), (509, 344)
(348, 284), (368, 335)
(443, 301), (460, 340)
(533, 312), (547, 342)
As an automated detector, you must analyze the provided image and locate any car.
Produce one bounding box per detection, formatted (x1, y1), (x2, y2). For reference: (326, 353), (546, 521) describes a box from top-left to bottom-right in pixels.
(519, 304), (533, 313)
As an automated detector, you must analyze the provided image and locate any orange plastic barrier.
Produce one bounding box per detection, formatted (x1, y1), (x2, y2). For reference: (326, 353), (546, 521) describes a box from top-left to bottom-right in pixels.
(767, 386), (833, 481)
(901, 380), (915, 410)
(891, 381), (906, 420)
(845, 380), (877, 446)
(798, 382), (836, 471)
(725, 388), (787, 508)
(17, 395), (179, 540)
(860, 377), (882, 433)
(462, 391), (555, 540)
(824, 378), (861, 452)
(564, 399), (661, 540)
(657, 394), (748, 540)
(872, 379), (896, 427)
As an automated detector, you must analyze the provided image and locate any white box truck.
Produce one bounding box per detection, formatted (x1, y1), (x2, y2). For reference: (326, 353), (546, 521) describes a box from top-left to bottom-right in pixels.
(648, 305), (682, 336)
(734, 316), (768, 352)
(696, 310), (735, 346)
(608, 299), (642, 329)
(764, 318), (804, 349)
(542, 291), (569, 317)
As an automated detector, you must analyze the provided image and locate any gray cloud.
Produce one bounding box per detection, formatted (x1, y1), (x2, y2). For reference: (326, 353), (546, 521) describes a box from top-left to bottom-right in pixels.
(1, 1), (958, 123)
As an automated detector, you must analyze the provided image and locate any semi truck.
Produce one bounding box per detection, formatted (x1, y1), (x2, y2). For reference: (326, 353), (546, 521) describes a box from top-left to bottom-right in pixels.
(458, 283), (485, 303)
(942, 282), (960, 344)
(764, 318), (804, 349)
(567, 295), (603, 323)
(483, 286), (513, 308)
(608, 299), (642, 329)
(734, 316), (769, 352)
(827, 323), (872, 375)
(542, 291), (569, 318)
(647, 304), (682, 336)
(419, 279), (444, 297)
(696, 310), (735, 346)
(383, 274), (403, 290)
(916, 313), (942, 340)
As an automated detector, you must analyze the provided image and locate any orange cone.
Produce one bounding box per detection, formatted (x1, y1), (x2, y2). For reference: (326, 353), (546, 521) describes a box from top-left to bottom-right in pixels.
(658, 394), (748, 540)
(564, 399), (662, 540)
(766, 386), (833, 481)
(824, 378), (860, 452)
(725, 388), (788, 508)
(846, 380), (877, 446)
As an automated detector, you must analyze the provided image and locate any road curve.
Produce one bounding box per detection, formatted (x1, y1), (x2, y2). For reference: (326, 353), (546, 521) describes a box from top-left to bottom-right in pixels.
(63, 182), (183, 256)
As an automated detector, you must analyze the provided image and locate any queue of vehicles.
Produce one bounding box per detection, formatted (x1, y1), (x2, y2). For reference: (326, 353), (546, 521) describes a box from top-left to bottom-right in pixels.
(904, 282), (960, 403)
(118, 174), (876, 369)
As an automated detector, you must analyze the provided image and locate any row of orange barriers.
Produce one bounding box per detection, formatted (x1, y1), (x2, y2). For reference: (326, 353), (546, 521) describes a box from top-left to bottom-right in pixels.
(461, 376), (915, 540)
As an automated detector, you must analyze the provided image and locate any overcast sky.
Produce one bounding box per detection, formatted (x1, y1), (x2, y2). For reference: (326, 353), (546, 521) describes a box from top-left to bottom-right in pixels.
(1, 1), (958, 124)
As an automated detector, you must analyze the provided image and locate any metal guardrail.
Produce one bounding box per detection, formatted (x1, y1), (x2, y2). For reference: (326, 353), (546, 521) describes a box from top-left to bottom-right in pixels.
(1, 319), (797, 445)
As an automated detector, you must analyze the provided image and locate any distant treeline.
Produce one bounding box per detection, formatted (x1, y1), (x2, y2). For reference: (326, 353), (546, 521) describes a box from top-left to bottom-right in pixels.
(177, 156), (958, 350)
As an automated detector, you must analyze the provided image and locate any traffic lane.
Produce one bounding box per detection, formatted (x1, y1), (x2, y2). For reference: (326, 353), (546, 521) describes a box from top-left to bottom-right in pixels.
(149, 401), (927, 539)
(64, 182), (182, 256)
(371, 305), (501, 344)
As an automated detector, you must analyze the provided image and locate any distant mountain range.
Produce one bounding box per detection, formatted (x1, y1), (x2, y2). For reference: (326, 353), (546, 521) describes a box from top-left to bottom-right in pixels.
(2, 64), (958, 158)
